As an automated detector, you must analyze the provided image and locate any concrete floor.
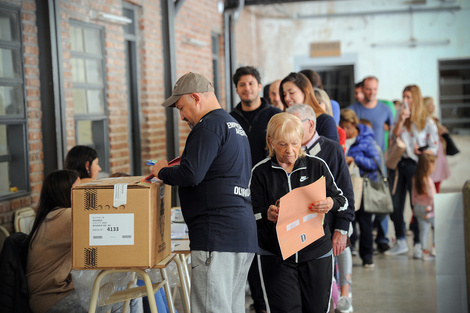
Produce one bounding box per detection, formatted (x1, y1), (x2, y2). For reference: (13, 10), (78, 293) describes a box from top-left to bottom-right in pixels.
(171, 135), (470, 313)
(172, 234), (437, 313)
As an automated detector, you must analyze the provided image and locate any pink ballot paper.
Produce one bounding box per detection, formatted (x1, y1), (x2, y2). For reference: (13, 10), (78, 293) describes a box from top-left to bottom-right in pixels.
(276, 176), (326, 260)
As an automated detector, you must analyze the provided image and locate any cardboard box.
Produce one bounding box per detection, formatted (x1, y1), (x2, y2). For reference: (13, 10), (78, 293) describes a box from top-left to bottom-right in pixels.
(72, 176), (171, 269)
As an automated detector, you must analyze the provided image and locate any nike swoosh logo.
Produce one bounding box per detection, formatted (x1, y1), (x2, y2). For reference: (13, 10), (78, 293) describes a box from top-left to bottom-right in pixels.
(300, 176), (308, 182)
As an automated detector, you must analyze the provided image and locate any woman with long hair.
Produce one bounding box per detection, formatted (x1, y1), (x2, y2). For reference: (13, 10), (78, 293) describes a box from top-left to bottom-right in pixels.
(280, 72), (339, 142)
(64, 145), (102, 183)
(27, 170), (142, 313)
(387, 85), (439, 257)
(27, 170), (81, 313)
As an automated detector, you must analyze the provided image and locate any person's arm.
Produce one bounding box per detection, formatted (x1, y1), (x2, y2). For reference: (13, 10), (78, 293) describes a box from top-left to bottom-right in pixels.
(350, 139), (380, 172)
(312, 160), (347, 214)
(329, 148), (355, 255)
(317, 114), (339, 142)
(158, 127), (220, 187)
(426, 118), (439, 155)
(393, 103), (410, 138)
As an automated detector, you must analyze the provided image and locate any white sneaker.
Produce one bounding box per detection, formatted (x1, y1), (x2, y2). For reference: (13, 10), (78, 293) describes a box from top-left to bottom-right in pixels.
(422, 251), (436, 262)
(337, 296), (354, 312)
(385, 239), (409, 256)
(413, 243), (423, 259)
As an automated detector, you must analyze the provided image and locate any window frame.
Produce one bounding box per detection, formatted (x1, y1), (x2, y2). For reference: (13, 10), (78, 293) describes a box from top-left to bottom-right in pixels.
(69, 20), (110, 173)
(0, 3), (30, 201)
(438, 58), (470, 134)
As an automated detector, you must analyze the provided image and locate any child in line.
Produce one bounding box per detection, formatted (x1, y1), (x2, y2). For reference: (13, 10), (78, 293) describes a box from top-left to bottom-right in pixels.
(412, 152), (437, 261)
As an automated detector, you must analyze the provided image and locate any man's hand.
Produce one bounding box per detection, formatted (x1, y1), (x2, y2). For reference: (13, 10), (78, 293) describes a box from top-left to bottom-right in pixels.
(151, 160), (169, 179)
(332, 231), (347, 256)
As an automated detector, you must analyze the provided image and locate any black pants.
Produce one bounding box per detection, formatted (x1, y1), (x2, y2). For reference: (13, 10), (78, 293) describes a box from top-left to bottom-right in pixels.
(260, 254), (332, 313)
(248, 254), (266, 312)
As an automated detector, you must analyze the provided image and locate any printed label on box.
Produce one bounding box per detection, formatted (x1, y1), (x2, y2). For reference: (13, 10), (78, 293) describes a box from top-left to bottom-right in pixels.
(113, 183), (128, 207)
(89, 213), (134, 246)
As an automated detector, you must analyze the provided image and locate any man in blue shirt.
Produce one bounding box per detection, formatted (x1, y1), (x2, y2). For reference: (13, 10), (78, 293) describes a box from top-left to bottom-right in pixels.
(349, 76), (394, 152)
(349, 76), (394, 253)
(152, 72), (258, 313)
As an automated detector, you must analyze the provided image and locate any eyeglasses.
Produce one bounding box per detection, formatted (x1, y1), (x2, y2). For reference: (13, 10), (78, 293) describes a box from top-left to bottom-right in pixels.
(301, 118), (310, 123)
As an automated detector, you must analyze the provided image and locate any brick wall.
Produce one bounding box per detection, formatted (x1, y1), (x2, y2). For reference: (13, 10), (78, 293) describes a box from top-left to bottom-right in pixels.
(0, 0), (262, 231)
(0, 0), (38, 233)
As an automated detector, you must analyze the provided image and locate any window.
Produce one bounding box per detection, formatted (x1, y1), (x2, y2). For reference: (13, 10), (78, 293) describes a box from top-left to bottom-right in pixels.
(0, 5), (29, 200)
(70, 22), (109, 172)
(211, 33), (220, 100)
(123, 4), (142, 175)
(302, 65), (355, 108)
(439, 59), (470, 134)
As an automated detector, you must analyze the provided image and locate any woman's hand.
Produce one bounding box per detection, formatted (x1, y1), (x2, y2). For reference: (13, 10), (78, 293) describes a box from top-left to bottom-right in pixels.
(267, 205), (279, 222)
(309, 197), (334, 214)
(399, 105), (411, 123)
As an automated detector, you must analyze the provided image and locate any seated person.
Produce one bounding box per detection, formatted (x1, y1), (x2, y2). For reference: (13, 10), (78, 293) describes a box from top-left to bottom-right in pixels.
(27, 170), (142, 313)
(64, 145), (102, 184)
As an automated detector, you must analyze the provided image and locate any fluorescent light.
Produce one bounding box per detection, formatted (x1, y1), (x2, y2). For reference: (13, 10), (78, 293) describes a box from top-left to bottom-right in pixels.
(89, 10), (132, 25)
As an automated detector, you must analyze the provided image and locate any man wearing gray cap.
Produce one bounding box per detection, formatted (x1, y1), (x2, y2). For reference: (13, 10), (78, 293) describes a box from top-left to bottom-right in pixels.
(152, 72), (258, 312)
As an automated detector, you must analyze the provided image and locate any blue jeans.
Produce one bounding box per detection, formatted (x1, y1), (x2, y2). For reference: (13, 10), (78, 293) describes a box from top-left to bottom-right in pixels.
(391, 158), (417, 241)
(374, 213), (389, 244)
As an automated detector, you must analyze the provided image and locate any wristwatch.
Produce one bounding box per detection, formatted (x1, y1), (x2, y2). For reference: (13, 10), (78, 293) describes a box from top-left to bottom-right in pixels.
(335, 229), (348, 235)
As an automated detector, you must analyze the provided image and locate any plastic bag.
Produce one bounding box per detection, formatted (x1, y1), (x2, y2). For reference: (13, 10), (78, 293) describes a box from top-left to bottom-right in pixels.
(71, 270), (133, 312)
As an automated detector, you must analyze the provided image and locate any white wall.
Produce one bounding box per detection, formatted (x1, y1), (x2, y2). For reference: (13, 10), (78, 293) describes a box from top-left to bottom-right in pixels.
(250, 0), (470, 106)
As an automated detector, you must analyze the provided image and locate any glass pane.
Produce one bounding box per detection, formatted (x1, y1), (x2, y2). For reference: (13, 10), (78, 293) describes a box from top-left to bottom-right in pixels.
(0, 162), (9, 197)
(0, 124), (7, 155)
(84, 28), (101, 55)
(76, 120), (93, 145)
(0, 125), (8, 195)
(71, 58), (86, 83)
(0, 86), (24, 116)
(73, 89), (87, 113)
(0, 10), (19, 42)
(87, 89), (104, 113)
(0, 48), (21, 79)
(85, 59), (103, 84)
(70, 25), (84, 52)
(123, 8), (135, 36)
(0, 123), (27, 197)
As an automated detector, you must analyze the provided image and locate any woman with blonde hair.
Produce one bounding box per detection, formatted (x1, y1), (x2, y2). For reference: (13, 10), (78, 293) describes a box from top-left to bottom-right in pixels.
(280, 72), (338, 142)
(314, 88), (346, 153)
(250, 113), (347, 312)
(423, 96), (450, 193)
(387, 85), (439, 258)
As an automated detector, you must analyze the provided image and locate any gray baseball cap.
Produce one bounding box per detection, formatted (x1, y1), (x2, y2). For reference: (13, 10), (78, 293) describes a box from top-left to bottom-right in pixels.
(161, 72), (215, 107)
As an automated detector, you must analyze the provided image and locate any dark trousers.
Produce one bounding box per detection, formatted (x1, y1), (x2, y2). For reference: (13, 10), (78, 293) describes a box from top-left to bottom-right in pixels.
(374, 213), (389, 244)
(356, 207), (374, 261)
(391, 158), (419, 241)
(248, 254), (266, 312)
(260, 254), (332, 313)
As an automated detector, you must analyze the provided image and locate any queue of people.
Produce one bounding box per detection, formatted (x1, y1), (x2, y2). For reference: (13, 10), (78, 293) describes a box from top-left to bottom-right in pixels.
(2, 68), (450, 313)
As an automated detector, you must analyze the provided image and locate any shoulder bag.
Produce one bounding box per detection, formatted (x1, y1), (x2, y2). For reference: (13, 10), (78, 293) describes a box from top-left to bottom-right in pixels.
(442, 133), (460, 156)
(348, 161), (363, 211)
(362, 159), (393, 214)
(385, 137), (406, 170)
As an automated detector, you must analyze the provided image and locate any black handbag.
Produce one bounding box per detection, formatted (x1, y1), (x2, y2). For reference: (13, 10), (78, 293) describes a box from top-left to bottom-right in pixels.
(442, 133), (460, 156)
(362, 159), (393, 214)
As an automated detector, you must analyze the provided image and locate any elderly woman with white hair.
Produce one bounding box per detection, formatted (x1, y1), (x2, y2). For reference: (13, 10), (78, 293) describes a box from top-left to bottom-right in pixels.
(250, 113), (347, 313)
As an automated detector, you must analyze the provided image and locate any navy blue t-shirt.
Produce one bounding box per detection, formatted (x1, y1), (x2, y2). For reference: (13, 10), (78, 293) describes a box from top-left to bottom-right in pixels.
(159, 108), (258, 253)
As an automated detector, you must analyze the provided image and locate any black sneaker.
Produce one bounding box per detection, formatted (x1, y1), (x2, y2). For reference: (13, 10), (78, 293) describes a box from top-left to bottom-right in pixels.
(363, 258), (375, 268)
(377, 242), (391, 253)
